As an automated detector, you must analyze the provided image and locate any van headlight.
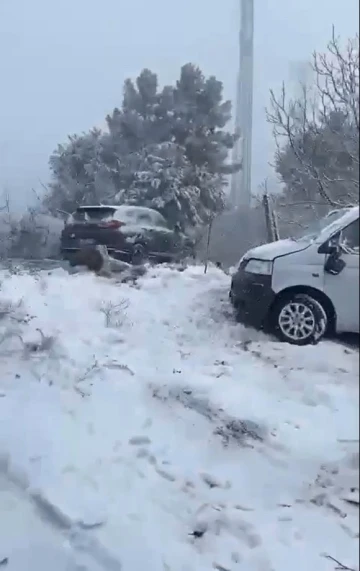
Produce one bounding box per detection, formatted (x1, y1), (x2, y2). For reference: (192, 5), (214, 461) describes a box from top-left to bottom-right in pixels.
(244, 259), (273, 275)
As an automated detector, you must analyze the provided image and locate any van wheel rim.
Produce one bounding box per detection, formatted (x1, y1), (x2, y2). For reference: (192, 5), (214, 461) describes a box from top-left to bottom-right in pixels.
(278, 302), (316, 341)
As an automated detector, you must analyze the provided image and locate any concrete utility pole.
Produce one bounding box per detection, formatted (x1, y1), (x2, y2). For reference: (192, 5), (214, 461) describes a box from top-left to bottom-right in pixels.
(230, 0), (254, 210)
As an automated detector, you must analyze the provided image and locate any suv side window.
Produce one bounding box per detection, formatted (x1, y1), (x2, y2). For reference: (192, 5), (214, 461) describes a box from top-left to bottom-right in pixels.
(137, 213), (152, 224)
(340, 219), (359, 253)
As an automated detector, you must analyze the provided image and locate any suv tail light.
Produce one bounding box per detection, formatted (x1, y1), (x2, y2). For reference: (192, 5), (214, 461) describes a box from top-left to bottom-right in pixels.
(98, 220), (125, 229)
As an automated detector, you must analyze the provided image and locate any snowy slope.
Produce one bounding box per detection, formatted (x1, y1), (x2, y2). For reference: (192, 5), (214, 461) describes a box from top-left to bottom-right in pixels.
(0, 265), (358, 571)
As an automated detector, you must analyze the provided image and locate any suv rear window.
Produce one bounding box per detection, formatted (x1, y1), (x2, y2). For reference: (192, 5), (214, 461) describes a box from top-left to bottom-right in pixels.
(73, 207), (116, 222)
(116, 207), (168, 228)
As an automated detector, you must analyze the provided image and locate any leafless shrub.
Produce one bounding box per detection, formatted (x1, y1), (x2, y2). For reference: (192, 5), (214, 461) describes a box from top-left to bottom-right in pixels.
(74, 357), (100, 397)
(0, 299), (37, 356)
(0, 190), (63, 261)
(0, 327), (18, 348)
(99, 299), (129, 328)
(0, 298), (33, 327)
(77, 358), (99, 383)
(18, 328), (57, 357)
(0, 300), (16, 320)
(103, 360), (134, 375)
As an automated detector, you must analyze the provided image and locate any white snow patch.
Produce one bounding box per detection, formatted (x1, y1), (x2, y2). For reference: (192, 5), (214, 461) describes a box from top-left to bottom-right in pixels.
(0, 264), (358, 571)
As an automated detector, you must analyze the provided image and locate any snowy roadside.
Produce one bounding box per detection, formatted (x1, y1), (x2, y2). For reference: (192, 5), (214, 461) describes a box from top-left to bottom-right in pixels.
(0, 265), (358, 571)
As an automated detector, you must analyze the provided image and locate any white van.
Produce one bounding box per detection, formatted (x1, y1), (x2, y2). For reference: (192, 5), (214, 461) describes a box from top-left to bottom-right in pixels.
(230, 206), (359, 345)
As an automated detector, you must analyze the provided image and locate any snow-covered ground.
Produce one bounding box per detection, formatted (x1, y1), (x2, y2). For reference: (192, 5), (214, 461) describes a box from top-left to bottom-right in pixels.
(0, 264), (358, 571)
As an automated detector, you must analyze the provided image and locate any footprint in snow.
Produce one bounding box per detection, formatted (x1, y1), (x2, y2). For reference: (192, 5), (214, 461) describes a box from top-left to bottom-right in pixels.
(154, 466), (176, 482)
(128, 436), (152, 446)
(200, 472), (231, 490)
(135, 448), (177, 482)
(192, 504), (262, 549)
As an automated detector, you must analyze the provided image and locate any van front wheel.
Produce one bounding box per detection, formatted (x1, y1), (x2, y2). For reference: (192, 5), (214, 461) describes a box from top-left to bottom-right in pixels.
(270, 293), (327, 346)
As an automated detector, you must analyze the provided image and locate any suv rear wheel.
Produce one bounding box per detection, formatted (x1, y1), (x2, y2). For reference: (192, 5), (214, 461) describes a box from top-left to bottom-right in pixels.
(270, 293), (328, 345)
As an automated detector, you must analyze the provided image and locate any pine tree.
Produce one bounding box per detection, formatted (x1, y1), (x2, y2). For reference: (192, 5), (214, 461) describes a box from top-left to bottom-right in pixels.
(173, 64), (239, 174)
(112, 65), (236, 226)
(46, 64), (239, 228)
(106, 69), (174, 151)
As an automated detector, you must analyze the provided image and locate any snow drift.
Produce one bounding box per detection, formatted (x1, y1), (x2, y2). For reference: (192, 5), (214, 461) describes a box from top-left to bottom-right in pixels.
(0, 264), (358, 571)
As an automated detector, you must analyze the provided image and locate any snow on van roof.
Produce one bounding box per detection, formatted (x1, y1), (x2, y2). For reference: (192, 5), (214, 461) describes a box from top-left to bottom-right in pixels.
(328, 205), (359, 219)
(327, 204), (358, 227)
(315, 205), (359, 242)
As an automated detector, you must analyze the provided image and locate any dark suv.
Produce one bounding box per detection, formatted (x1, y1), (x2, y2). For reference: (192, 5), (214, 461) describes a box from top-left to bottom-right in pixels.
(60, 205), (194, 264)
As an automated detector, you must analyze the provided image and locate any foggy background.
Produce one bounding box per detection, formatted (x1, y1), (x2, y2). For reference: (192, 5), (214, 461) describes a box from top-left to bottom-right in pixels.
(1, 0), (359, 212)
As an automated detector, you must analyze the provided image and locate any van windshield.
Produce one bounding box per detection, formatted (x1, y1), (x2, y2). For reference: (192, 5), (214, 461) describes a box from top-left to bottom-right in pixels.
(292, 209), (350, 241)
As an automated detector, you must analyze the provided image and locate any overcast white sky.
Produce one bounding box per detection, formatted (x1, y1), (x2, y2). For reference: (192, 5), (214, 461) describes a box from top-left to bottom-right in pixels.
(0, 0), (358, 210)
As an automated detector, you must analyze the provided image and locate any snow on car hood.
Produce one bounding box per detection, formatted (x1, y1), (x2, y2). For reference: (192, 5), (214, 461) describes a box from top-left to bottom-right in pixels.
(243, 238), (311, 262)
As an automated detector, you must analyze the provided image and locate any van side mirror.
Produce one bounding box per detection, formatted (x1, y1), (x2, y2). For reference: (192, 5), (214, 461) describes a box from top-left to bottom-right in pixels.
(325, 252), (346, 275)
(327, 243), (340, 256)
(318, 231), (341, 255)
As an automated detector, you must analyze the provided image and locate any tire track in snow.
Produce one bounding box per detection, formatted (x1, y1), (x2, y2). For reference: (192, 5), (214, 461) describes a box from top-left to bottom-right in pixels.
(0, 463), (122, 570)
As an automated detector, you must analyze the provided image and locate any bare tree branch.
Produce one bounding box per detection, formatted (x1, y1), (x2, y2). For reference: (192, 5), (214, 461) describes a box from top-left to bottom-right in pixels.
(266, 29), (359, 217)
(322, 553), (357, 571)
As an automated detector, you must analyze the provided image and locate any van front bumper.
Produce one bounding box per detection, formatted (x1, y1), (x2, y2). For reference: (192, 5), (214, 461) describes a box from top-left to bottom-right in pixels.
(230, 269), (275, 330)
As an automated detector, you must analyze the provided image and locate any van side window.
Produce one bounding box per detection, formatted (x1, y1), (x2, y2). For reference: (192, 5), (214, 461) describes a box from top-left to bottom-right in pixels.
(340, 219), (359, 253)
